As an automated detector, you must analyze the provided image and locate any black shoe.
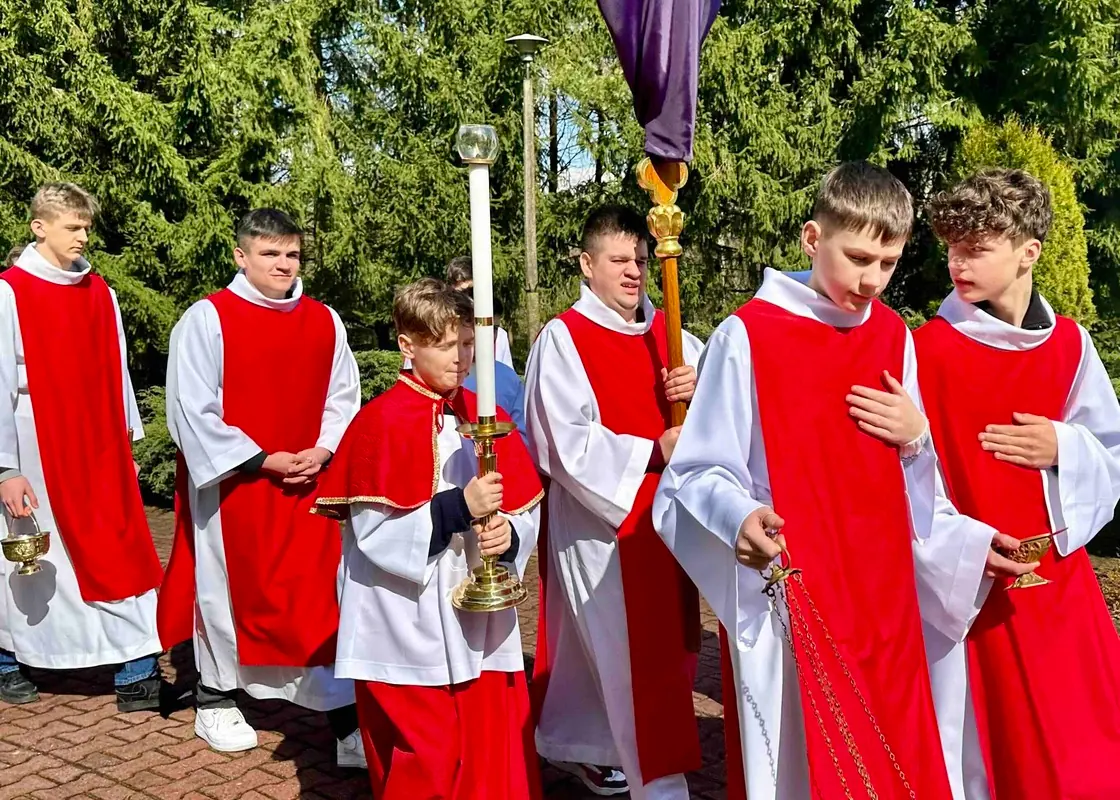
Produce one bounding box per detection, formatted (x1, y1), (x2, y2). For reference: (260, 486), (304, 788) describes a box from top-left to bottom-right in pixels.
(0, 670), (39, 705)
(548, 761), (629, 797)
(116, 677), (162, 712)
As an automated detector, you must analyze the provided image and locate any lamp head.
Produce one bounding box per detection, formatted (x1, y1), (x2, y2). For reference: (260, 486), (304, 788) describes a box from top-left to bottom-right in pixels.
(505, 33), (549, 62)
(456, 125), (499, 165)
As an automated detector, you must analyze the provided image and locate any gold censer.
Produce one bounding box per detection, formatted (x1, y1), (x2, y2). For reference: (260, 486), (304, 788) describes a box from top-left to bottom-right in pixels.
(1000, 533), (1054, 590)
(451, 417), (528, 612)
(2, 511), (50, 576)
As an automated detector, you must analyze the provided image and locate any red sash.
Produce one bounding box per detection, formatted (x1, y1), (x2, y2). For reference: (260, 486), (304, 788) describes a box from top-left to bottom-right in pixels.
(158, 289), (341, 668)
(0, 267), (160, 602)
(314, 373), (543, 516)
(739, 299), (952, 800)
(558, 308), (702, 783)
(916, 315), (1120, 799)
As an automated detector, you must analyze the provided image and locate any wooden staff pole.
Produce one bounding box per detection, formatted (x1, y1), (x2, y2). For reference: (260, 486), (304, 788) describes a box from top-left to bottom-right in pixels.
(637, 158), (688, 427)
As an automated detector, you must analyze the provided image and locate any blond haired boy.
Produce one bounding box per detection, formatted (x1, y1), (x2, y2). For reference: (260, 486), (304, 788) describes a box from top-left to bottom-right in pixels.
(0, 182), (162, 710)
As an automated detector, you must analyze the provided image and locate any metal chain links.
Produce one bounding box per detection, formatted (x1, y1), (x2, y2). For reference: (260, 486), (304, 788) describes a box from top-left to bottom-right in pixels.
(765, 571), (917, 800)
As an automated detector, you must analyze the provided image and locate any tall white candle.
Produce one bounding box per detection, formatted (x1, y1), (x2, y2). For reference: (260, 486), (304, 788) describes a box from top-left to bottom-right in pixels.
(467, 162), (497, 417)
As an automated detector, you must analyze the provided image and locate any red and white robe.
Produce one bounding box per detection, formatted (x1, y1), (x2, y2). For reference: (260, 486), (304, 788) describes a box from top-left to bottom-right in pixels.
(524, 283), (704, 800)
(314, 373), (544, 800)
(159, 270), (360, 709)
(0, 245), (161, 669)
(916, 289), (1120, 800)
(654, 268), (996, 800)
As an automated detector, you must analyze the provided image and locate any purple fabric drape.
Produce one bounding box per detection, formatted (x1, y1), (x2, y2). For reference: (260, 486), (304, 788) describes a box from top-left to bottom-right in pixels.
(598, 0), (720, 162)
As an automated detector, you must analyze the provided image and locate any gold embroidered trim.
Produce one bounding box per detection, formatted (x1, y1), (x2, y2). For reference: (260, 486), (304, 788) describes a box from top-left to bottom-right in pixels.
(313, 495), (426, 513)
(398, 371), (443, 401)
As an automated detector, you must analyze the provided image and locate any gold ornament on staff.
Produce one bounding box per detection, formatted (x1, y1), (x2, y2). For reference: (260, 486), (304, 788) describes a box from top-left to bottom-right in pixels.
(1, 510), (50, 576)
(636, 157), (689, 427)
(450, 123), (528, 613)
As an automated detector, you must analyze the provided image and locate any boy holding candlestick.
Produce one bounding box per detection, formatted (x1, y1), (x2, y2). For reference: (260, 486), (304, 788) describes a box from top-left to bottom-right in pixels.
(314, 278), (544, 799)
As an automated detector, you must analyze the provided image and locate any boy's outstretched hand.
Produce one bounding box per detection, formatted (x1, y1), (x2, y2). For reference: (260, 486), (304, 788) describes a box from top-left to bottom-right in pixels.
(464, 472), (504, 519)
(847, 371), (927, 447)
(979, 413), (1058, 469)
(473, 515), (512, 558)
(662, 366), (697, 404)
(736, 507), (786, 571)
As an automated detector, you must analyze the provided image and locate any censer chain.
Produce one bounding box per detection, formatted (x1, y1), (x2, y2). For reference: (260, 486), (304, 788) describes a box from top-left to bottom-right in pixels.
(767, 572), (916, 800)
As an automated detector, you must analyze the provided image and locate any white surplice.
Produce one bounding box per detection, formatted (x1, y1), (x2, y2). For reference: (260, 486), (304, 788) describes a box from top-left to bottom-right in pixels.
(334, 412), (538, 685)
(919, 290), (1120, 800)
(0, 244), (159, 669)
(166, 271), (360, 710)
(651, 269), (997, 800)
(524, 284), (703, 800)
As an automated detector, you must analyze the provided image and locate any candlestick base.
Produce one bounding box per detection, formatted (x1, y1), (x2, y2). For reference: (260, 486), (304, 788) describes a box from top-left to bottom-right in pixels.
(452, 559), (529, 612)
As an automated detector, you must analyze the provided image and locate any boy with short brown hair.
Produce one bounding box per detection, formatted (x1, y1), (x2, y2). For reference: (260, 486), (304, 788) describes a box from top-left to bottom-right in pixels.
(917, 168), (1120, 800)
(315, 278), (544, 798)
(654, 162), (998, 799)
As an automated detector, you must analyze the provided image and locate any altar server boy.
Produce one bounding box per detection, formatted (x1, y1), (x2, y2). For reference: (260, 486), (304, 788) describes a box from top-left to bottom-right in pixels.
(0, 183), (162, 711)
(160, 209), (363, 762)
(916, 168), (1120, 800)
(654, 162), (1014, 800)
(314, 278), (544, 799)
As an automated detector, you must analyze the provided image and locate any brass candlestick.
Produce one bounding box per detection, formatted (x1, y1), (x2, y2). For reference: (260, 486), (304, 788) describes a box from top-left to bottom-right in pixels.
(451, 416), (528, 612)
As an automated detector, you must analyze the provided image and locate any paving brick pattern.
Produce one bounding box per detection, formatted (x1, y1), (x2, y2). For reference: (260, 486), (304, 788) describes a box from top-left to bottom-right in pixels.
(0, 509), (730, 799)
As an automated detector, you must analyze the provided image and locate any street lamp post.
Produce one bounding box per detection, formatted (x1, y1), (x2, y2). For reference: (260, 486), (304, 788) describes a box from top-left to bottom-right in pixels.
(506, 33), (548, 352)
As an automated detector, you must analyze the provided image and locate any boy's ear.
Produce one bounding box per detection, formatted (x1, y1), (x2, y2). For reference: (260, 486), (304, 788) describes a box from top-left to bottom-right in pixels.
(29, 218), (46, 240)
(801, 220), (822, 258)
(1020, 238), (1042, 271)
(398, 333), (416, 361)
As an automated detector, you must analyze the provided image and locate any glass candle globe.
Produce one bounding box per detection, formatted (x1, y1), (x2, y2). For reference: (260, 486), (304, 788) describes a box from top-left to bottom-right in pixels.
(456, 124), (499, 165)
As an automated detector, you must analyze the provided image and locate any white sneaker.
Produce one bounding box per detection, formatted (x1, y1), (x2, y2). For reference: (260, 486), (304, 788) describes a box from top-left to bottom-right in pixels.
(336, 730), (368, 768)
(194, 707), (259, 752)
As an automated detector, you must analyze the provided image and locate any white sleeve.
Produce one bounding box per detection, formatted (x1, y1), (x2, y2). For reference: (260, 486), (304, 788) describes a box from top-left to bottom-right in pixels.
(903, 330), (997, 642)
(0, 284), (19, 470)
(524, 320), (654, 528)
(496, 327), (515, 369)
(316, 307), (361, 453)
(1048, 326), (1120, 555)
(350, 502), (439, 585)
(503, 504), (540, 579)
(108, 288), (144, 441)
(653, 317), (767, 639)
(166, 302), (264, 489)
(682, 329), (705, 368)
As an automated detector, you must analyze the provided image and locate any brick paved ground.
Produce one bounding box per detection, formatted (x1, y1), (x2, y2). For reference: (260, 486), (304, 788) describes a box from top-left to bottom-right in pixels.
(0, 509), (730, 799)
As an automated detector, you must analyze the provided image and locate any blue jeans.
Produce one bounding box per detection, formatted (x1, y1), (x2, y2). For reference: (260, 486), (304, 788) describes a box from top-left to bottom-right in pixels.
(0, 649), (159, 687)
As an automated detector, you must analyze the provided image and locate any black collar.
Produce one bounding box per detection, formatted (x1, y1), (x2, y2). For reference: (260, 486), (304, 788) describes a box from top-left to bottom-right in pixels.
(975, 289), (1051, 330)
